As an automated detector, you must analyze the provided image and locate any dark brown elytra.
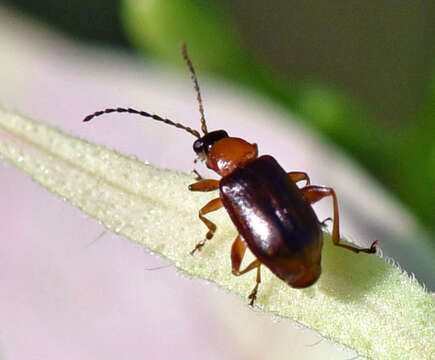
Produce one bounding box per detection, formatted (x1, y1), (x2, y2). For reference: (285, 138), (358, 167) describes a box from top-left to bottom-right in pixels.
(83, 43), (378, 306)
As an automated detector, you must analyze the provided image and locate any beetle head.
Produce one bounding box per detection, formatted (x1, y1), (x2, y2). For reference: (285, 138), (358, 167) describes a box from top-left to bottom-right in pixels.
(194, 132), (258, 177)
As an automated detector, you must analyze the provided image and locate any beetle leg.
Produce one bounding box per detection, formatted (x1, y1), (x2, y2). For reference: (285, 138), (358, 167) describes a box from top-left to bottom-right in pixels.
(190, 198), (223, 255)
(248, 266), (262, 306)
(191, 169), (203, 181)
(231, 235), (262, 306)
(231, 235), (247, 271)
(301, 185), (377, 254)
(288, 171), (311, 186)
(188, 179), (220, 192)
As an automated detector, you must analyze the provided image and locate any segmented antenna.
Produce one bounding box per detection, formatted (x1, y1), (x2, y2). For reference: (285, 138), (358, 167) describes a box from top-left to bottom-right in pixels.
(181, 43), (208, 135)
(83, 107), (201, 138)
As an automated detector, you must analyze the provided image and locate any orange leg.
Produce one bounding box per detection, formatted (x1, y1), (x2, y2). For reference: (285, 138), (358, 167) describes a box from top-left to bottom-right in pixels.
(301, 185), (377, 254)
(231, 235), (262, 306)
(288, 171), (311, 186)
(190, 198), (223, 254)
(188, 179), (220, 192)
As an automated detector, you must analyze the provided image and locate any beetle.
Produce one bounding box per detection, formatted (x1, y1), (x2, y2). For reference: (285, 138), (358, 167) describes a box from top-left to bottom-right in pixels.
(83, 44), (378, 306)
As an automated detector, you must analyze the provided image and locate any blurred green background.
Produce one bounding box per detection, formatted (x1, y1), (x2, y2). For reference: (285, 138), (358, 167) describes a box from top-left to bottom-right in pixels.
(2, 0), (434, 238)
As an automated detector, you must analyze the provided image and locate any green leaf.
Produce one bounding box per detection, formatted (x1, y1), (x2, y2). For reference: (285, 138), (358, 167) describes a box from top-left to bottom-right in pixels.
(0, 106), (433, 360)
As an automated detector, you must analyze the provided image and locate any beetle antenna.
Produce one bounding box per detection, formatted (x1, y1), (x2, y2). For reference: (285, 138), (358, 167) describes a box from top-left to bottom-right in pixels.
(83, 107), (201, 138)
(181, 43), (208, 135)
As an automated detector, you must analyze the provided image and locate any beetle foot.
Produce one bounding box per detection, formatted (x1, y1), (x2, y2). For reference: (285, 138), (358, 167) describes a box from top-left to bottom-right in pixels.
(354, 240), (379, 254)
(190, 240), (206, 255)
(368, 240), (379, 254)
(248, 284), (259, 306)
(320, 217), (333, 229)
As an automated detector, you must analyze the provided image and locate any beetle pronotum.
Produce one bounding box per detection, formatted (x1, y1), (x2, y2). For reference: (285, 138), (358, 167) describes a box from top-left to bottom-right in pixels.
(83, 44), (378, 306)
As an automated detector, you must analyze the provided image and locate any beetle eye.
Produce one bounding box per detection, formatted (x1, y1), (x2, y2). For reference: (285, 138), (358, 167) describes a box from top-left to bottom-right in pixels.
(193, 130), (229, 158)
(193, 139), (204, 154)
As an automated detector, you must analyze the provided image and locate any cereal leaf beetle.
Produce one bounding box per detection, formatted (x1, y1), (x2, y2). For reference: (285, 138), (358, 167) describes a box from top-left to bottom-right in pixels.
(83, 44), (378, 306)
